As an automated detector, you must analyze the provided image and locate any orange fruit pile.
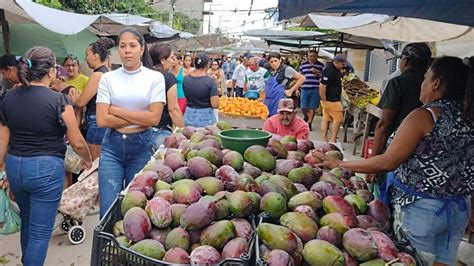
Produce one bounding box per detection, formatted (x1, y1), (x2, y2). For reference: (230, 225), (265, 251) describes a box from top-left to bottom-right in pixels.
(219, 97), (269, 119)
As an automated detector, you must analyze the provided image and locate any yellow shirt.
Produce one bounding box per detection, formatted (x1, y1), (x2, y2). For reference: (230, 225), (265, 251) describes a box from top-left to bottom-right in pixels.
(66, 73), (89, 93)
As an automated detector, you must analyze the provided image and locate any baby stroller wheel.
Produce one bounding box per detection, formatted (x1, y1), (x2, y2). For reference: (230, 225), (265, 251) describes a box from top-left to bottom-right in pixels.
(68, 225), (86, 245)
(60, 216), (76, 233)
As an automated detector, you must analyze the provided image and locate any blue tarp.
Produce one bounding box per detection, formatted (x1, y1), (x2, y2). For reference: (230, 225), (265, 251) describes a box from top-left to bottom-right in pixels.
(278, 0), (474, 27)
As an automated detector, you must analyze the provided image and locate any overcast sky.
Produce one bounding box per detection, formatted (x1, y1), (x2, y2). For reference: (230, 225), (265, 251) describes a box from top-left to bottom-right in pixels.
(203, 0), (278, 35)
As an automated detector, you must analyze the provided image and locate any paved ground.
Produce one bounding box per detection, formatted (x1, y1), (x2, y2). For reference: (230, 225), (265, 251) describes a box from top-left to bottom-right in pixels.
(0, 114), (472, 265)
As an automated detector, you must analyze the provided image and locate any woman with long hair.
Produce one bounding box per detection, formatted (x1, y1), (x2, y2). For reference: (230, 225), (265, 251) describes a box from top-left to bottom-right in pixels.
(207, 59), (226, 96)
(96, 27), (166, 218)
(0, 46), (92, 265)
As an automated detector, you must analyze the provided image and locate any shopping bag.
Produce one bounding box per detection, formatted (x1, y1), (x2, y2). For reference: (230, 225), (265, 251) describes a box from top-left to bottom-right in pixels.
(64, 145), (82, 174)
(0, 173), (21, 235)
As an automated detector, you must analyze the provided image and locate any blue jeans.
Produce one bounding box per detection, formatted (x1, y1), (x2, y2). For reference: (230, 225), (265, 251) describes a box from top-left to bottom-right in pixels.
(184, 107), (216, 127)
(99, 129), (155, 218)
(300, 89), (320, 109)
(235, 86), (244, 97)
(85, 115), (107, 145)
(5, 154), (65, 266)
(393, 198), (471, 265)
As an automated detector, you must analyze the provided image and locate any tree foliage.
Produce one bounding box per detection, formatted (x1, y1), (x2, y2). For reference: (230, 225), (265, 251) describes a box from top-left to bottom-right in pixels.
(34, 0), (201, 34)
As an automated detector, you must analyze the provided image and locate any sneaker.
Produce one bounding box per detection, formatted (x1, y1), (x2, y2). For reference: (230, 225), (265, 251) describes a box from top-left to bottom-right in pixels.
(308, 122), (313, 131)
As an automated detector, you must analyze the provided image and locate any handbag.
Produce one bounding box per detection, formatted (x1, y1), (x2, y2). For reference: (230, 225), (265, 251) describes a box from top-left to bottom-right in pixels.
(0, 172), (21, 235)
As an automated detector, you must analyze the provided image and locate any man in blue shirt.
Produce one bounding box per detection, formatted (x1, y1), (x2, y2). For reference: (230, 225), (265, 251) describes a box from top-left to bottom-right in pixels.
(299, 50), (324, 130)
(222, 55), (236, 80)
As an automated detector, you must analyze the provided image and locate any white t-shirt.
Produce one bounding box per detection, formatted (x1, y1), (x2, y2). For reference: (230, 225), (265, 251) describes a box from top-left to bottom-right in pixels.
(96, 65), (166, 128)
(232, 64), (247, 88)
(245, 67), (268, 91)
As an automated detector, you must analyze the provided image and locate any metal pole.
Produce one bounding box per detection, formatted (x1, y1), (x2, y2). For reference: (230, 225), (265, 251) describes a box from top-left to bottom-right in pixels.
(208, 4), (212, 34)
(169, 0), (176, 28)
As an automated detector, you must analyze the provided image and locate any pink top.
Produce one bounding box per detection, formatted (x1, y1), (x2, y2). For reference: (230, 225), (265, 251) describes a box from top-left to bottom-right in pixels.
(262, 115), (309, 140)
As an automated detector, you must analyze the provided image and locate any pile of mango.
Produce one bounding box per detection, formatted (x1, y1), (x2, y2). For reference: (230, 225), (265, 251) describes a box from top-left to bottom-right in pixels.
(218, 97), (269, 119)
(111, 122), (415, 265)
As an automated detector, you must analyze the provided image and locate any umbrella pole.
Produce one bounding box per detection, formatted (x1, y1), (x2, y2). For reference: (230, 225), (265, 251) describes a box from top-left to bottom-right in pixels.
(0, 9), (10, 54)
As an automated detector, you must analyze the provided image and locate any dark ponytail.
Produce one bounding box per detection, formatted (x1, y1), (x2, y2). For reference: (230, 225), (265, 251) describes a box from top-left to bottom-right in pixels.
(17, 46), (55, 86)
(430, 56), (474, 126)
(89, 37), (115, 62)
(194, 52), (209, 69)
(117, 27), (153, 69)
(149, 43), (172, 71)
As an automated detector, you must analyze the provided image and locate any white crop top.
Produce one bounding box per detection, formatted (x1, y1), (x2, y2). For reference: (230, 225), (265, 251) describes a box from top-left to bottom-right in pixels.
(96, 65), (166, 128)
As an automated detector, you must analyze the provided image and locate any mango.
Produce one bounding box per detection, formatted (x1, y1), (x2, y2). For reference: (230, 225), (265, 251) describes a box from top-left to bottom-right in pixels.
(319, 213), (356, 234)
(342, 228), (378, 261)
(123, 207), (151, 242)
(171, 179), (203, 193)
(199, 138), (221, 150)
(302, 239), (344, 266)
(297, 139), (314, 154)
(145, 197), (172, 228)
(275, 159), (303, 177)
(258, 180), (287, 197)
(142, 159), (164, 172)
(182, 126), (196, 139)
(214, 199), (230, 220)
(215, 165), (239, 189)
(266, 249), (294, 265)
(231, 218), (253, 241)
(310, 181), (345, 198)
(280, 212), (318, 242)
(172, 166), (192, 181)
(153, 189), (174, 204)
(280, 135), (297, 151)
(257, 223), (299, 254)
(172, 183), (202, 204)
(269, 175), (298, 199)
(149, 228), (170, 245)
(360, 259), (386, 266)
(398, 252), (416, 266)
(165, 227), (190, 251)
(197, 147), (224, 166)
(121, 190), (147, 215)
(342, 251), (359, 266)
(222, 237), (249, 260)
(188, 230), (201, 244)
(369, 230), (397, 261)
(294, 183), (308, 193)
(319, 171), (345, 187)
(286, 151), (305, 162)
(115, 235), (131, 248)
(154, 180), (171, 191)
(368, 200), (390, 229)
(288, 191), (322, 210)
(294, 205), (317, 221)
(189, 245), (221, 265)
(357, 215), (379, 229)
(235, 174), (259, 192)
(266, 138), (288, 159)
(316, 226), (342, 248)
(304, 153), (323, 165)
(130, 239), (165, 260)
(288, 166), (320, 189)
(349, 175), (368, 190)
(222, 151), (244, 171)
(325, 150), (343, 160)
(244, 145), (276, 172)
(260, 192), (287, 218)
(196, 176), (224, 196)
(216, 120), (232, 130)
(128, 171), (158, 198)
(164, 152), (185, 171)
(227, 190), (253, 218)
(323, 195), (357, 218)
(190, 132), (205, 143)
(163, 135), (179, 148)
(170, 204), (187, 228)
(240, 162), (262, 178)
(344, 194), (368, 214)
(180, 200), (216, 230)
(186, 149), (199, 161)
(356, 189), (374, 203)
(247, 191), (262, 214)
(187, 157), (214, 178)
(113, 220), (124, 237)
(200, 220), (236, 249)
(162, 247), (190, 264)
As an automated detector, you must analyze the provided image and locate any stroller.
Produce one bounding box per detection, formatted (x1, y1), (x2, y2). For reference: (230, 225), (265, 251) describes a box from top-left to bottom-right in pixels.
(57, 159), (99, 245)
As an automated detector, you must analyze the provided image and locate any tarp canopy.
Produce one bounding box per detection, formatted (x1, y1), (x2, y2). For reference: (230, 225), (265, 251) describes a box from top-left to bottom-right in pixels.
(149, 21), (195, 41)
(0, 24), (98, 61)
(243, 29), (325, 39)
(278, 0), (474, 27)
(301, 13), (473, 42)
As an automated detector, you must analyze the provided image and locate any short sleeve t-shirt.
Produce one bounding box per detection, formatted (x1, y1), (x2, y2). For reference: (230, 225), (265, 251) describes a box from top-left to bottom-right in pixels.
(320, 63), (342, 102)
(157, 71), (177, 129)
(262, 114), (309, 140)
(1, 86), (71, 158)
(96, 66), (166, 128)
(183, 75), (218, 109)
(377, 68), (424, 131)
(66, 73), (89, 93)
(299, 60), (324, 90)
(245, 67), (268, 90)
(232, 64), (247, 88)
(272, 65), (297, 88)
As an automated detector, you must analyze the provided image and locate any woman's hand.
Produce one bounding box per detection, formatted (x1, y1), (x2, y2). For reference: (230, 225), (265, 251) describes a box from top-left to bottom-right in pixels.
(316, 159), (342, 169)
(68, 89), (80, 102)
(284, 89), (293, 97)
(81, 160), (92, 170)
(0, 175), (8, 190)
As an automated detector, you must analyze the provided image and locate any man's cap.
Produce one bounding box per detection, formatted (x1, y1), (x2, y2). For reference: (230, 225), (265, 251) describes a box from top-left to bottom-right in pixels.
(278, 98), (295, 113)
(243, 52), (254, 59)
(56, 66), (68, 79)
(333, 53), (347, 63)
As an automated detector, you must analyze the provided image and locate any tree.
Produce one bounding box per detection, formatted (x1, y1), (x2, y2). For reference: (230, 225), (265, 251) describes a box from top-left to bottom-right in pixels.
(34, 0), (201, 34)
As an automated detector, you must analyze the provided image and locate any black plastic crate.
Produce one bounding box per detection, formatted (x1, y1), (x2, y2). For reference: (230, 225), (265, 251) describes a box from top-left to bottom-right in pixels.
(91, 195), (257, 266)
(254, 213), (424, 266)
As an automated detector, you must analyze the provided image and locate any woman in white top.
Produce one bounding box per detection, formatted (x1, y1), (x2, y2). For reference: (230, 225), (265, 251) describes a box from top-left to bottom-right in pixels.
(96, 27), (166, 218)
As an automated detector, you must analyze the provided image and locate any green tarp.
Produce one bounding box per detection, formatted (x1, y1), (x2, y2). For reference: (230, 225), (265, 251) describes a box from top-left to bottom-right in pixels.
(1, 24), (98, 62)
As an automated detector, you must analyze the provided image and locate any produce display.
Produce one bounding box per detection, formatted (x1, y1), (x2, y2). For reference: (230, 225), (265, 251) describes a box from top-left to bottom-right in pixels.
(342, 74), (379, 109)
(218, 97), (269, 119)
(106, 122), (417, 265)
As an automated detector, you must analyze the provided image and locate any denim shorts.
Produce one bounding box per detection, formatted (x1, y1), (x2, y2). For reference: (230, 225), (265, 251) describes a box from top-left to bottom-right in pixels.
(300, 89), (320, 109)
(393, 197), (471, 265)
(184, 107), (216, 127)
(85, 115), (107, 145)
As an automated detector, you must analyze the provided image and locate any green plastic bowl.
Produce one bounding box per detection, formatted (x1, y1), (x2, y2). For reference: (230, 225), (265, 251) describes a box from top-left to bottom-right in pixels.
(219, 129), (272, 154)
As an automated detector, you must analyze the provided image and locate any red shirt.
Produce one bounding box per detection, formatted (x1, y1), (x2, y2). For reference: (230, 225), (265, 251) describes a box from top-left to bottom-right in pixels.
(262, 114), (309, 139)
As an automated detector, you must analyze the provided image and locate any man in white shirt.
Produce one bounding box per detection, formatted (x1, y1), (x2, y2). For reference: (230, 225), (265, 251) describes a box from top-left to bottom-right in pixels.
(244, 57), (269, 98)
(231, 52), (252, 97)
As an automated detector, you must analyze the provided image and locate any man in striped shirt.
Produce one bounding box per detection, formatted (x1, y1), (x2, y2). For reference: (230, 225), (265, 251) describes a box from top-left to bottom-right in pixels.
(299, 50), (324, 130)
